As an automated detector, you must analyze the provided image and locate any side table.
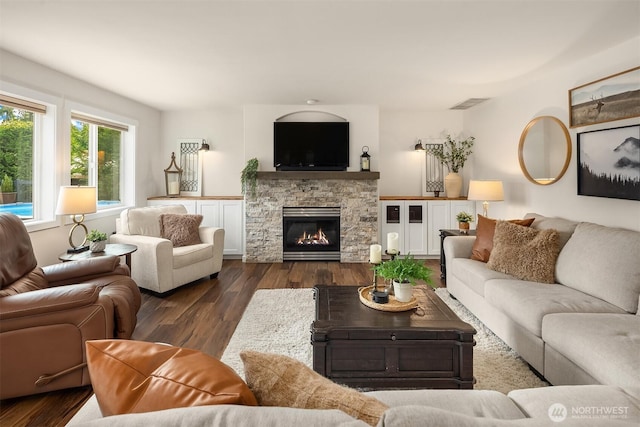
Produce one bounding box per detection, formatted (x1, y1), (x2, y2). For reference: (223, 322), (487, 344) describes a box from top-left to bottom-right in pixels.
(439, 229), (476, 281)
(58, 243), (137, 269)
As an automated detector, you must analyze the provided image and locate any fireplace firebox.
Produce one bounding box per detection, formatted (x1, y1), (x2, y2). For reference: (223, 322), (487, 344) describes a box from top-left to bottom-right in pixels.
(282, 207), (340, 261)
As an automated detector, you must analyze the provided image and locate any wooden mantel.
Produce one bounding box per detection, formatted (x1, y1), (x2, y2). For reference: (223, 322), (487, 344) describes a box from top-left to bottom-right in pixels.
(256, 171), (380, 180)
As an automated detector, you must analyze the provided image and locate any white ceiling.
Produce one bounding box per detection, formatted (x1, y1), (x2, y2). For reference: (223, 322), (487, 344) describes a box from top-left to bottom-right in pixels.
(1, 0), (638, 112)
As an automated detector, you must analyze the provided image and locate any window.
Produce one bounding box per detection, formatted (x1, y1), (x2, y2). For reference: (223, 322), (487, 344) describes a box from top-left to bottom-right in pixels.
(0, 93), (51, 222)
(70, 114), (127, 208)
(1, 85), (136, 230)
(66, 104), (136, 217)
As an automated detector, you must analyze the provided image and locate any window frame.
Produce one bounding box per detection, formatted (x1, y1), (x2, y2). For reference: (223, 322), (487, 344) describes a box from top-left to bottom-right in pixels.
(0, 82), (58, 232)
(0, 81), (137, 232)
(65, 101), (136, 219)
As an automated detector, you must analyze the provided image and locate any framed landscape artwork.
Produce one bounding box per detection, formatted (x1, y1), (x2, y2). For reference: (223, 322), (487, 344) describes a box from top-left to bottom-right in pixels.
(577, 124), (640, 201)
(569, 66), (640, 128)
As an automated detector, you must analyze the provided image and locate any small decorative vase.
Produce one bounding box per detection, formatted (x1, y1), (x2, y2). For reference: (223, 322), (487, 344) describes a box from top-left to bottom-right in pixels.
(90, 240), (106, 253)
(393, 280), (413, 303)
(459, 222), (470, 234)
(445, 172), (463, 198)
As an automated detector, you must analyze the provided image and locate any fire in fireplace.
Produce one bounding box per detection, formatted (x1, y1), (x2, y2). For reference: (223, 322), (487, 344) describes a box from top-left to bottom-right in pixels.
(283, 207), (340, 261)
(296, 229), (330, 245)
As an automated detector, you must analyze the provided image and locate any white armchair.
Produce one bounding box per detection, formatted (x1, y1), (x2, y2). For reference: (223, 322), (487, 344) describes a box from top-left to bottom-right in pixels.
(110, 205), (224, 294)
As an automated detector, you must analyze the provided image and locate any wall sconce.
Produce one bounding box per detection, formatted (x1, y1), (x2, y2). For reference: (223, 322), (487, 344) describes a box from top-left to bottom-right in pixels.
(199, 139), (210, 151)
(414, 139), (425, 151)
(468, 180), (504, 217)
(55, 186), (97, 253)
(164, 152), (183, 197)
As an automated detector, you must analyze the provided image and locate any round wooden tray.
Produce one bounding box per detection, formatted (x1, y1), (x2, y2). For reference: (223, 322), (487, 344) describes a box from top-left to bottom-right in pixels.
(358, 285), (419, 312)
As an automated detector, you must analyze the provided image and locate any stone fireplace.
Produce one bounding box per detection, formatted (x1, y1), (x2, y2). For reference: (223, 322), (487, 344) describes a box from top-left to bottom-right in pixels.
(244, 171), (379, 263)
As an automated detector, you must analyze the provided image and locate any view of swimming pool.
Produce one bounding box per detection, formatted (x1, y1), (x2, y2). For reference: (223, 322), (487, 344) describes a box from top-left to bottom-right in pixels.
(0, 203), (33, 218)
(0, 201), (121, 218)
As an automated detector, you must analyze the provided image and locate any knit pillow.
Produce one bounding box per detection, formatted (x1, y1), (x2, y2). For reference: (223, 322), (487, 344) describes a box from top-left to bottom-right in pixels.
(487, 221), (560, 284)
(471, 215), (535, 262)
(159, 213), (203, 247)
(86, 340), (257, 416)
(240, 350), (388, 426)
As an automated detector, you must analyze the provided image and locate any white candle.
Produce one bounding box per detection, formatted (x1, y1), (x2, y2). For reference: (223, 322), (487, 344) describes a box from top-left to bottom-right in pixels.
(168, 181), (179, 194)
(387, 232), (399, 253)
(370, 244), (382, 263)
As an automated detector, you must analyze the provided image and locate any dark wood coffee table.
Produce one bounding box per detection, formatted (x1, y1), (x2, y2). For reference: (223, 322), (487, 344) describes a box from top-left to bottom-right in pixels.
(311, 284), (475, 390)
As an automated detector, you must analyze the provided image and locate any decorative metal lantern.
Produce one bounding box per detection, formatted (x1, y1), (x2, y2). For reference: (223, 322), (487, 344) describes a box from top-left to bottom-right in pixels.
(360, 146), (371, 172)
(164, 152), (183, 197)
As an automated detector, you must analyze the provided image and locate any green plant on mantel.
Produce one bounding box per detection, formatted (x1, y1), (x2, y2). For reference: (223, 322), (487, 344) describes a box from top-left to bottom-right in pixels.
(431, 134), (475, 173)
(241, 158), (259, 198)
(374, 253), (434, 286)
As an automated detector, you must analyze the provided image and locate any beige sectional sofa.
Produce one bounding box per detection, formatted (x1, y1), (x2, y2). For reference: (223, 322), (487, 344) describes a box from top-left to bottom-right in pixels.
(443, 213), (640, 387)
(67, 385), (640, 425)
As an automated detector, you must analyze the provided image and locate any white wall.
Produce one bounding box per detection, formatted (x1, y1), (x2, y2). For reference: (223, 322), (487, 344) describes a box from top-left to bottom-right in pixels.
(243, 104), (379, 172)
(378, 110), (464, 196)
(161, 109), (244, 196)
(463, 37), (640, 231)
(1, 50), (162, 265)
(161, 105), (380, 196)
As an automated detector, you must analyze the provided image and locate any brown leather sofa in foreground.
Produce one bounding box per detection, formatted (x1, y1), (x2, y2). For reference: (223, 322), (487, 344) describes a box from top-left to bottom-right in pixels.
(0, 213), (142, 400)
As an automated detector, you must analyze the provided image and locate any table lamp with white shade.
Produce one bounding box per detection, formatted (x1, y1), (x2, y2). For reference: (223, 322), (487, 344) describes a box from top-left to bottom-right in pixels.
(55, 186), (97, 253)
(467, 180), (504, 218)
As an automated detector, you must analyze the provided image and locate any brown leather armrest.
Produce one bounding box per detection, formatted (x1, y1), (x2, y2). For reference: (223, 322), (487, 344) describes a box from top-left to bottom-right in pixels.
(42, 256), (128, 287)
(0, 283), (100, 321)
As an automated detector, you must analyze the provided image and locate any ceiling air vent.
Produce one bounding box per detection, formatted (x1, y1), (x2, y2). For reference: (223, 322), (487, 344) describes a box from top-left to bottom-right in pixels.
(450, 98), (490, 110)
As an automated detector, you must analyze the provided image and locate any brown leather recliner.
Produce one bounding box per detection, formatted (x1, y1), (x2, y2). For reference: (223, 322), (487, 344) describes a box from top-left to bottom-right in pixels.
(0, 213), (142, 400)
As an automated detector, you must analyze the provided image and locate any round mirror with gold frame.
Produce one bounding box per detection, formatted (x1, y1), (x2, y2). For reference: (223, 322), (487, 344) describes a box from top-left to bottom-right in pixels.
(518, 116), (571, 185)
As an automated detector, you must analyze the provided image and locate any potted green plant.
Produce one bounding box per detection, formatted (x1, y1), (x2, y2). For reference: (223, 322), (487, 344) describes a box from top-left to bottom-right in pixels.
(374, 253), (434, 302)
(1, 174), (16, 204)
(240, 158), (259, 198)
(431, 134), (475, 198)
(456, 211), (474, 233)
(86, 229), (108, 253)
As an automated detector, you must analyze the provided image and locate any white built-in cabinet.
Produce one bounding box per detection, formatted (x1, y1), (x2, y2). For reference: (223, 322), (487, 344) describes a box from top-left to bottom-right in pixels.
(147, 198), (244, 257)
(380, 201), (429, 256)
(380, 199), (475, 256)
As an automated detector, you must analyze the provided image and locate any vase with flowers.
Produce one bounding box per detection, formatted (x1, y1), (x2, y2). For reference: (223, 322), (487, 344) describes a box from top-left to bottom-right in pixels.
(431, 134), (475, 198)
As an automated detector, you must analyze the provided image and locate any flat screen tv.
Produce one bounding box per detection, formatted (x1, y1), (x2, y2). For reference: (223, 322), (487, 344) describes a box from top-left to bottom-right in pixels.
(274, 122), (349, 171)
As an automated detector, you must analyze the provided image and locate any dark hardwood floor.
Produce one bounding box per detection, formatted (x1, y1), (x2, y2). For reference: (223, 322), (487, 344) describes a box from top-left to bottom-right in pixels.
(0, 259), (443, 427)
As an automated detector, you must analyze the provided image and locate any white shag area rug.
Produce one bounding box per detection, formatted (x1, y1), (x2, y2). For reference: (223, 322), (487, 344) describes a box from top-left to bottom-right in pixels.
(220, 288), (548, 394)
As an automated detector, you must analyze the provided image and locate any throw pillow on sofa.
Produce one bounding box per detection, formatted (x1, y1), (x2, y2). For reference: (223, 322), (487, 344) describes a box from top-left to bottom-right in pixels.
(240, 350), (388, 426)
(471, 215), (535, 262)
(487, 221), (560, 283)
(86, 340), (257, 416)
(158, 213), (203, 247)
